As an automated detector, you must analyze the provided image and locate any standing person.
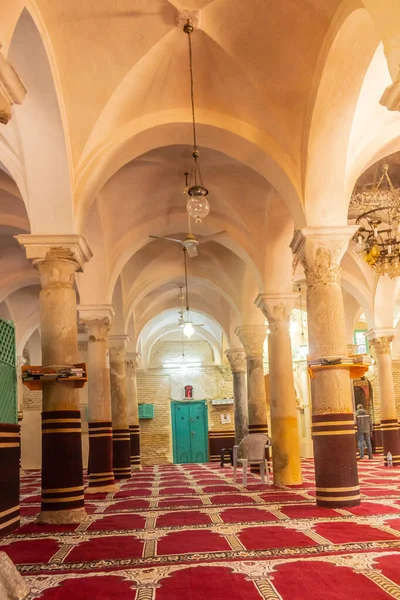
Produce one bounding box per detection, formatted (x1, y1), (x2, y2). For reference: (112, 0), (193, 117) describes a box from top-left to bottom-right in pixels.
(356, 403), (373, 460)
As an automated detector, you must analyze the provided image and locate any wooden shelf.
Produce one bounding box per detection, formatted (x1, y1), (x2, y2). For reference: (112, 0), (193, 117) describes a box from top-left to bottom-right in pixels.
(308, 364), (369, 380)
(22, 363), (87, 390)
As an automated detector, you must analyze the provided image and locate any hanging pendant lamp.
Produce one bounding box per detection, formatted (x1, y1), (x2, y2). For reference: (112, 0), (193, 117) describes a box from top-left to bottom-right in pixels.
(183, 21), (210, 224)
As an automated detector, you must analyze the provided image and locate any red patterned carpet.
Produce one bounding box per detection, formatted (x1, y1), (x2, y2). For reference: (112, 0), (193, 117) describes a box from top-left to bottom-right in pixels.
(3, 459), (400, 599)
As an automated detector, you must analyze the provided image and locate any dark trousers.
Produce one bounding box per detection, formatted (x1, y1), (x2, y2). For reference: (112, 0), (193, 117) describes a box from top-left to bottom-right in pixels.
(358, 431), (372, 459)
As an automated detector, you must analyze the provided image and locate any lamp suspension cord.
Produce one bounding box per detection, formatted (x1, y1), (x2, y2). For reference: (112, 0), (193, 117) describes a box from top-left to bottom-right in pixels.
(184, 248), (190, 312)
(185, 21), (204, 187)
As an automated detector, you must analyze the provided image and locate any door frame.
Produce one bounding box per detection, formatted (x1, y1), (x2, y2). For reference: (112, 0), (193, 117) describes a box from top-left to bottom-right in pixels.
(171, 400), (209, 464)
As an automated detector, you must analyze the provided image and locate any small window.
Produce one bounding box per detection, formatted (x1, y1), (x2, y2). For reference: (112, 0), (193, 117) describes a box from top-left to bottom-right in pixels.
(353, 329), (369, 355)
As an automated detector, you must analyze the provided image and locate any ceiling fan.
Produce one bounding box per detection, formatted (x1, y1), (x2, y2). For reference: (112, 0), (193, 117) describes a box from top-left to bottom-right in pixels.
(149, 214), (225, 258)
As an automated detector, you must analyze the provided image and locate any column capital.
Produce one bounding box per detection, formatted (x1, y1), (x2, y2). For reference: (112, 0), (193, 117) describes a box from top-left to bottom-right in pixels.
(15, 234), (92, 272)
(0, 50), (26, 124)
(366, 329), (396, 355)
(235, 325), (266, 358)
(255, 293), (297, 332)
(17, 355), (27, 369)
(78, 305), (115, 342)
(126, 352), (141, 374)
(225, 348), (246, 373)
(290, 226), (357, 286)
(109, 334), (130, 362)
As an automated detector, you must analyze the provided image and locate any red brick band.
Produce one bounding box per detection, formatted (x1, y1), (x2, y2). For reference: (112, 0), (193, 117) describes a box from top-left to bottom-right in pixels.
(312, 413), (360, 507)
(129, 424), (141, 467)
(112, 428), (131, 480)
(381, 419), (400, 466)
(209, 429), (235, 462)
(88, 421), (115, 487)
(248, 424), (269, 434)
(41, 410), (84, 512)
(0, 423), (20, 533)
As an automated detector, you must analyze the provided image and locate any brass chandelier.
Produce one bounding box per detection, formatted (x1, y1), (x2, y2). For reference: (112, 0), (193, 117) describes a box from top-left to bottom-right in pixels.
(351, 163), (400, 278)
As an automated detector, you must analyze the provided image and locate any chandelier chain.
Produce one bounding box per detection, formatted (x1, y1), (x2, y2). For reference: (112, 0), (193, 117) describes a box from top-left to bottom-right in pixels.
(186, 22), (204, 187)
(186, 26), (197, 153)
(183, 248), (190, 312)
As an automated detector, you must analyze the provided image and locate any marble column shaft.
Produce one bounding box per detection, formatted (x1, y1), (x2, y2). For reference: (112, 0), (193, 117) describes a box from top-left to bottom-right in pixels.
(225, 349), (248, 445)
(36, 247), (87, 523)
(256, 294), (302, 486)
(109, 337), (131, 480)
(367, 332), (400, 466)
(293, 227), (360, 507)
(126, 353), (141, 470)
(80, 311), (117, 492)
(236, 326), (268, 436)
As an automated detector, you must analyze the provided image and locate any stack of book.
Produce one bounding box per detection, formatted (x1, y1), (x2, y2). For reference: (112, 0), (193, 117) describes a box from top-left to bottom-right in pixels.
(22, 366), (86, 382)
(58, 366), (85, 379)
(308, 356), (372, 367)
(352, 354), (373, 366)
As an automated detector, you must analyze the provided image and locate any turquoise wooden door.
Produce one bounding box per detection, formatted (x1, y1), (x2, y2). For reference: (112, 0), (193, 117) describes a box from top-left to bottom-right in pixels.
(172, 400), (208, 464)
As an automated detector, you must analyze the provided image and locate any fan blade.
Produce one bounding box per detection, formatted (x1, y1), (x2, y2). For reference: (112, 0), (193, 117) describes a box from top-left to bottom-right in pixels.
(149, 235), (184, 245)
(193, 324), (205, 328)
(198, 231), (226, 243)
(186, 245), (198, 257)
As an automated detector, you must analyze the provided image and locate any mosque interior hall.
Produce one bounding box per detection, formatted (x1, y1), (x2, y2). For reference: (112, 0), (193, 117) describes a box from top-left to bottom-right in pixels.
(5, 1), (400, 599)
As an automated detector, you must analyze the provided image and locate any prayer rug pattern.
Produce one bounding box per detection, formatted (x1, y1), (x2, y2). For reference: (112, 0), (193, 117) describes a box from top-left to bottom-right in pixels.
(3, 459), (400, 598)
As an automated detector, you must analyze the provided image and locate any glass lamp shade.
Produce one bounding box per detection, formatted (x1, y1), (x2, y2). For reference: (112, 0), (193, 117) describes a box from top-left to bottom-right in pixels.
(187, 185), (210, 223)
(183, 321), (195, 338)
(299, 344), (308, 360)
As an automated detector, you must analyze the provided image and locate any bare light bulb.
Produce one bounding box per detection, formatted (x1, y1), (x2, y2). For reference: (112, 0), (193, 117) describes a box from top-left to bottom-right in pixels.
(183, 321), (195, 338)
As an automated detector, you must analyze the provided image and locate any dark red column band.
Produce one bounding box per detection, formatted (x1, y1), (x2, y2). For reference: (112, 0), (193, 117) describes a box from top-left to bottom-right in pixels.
(112, 428), (131, 479)
(209, 430), (235, 462)
(0, 423), (20, 533)
(381, 419), (400, 466)
(312, 413), (360, 508)
(129, 424), (141, 468)
(41, 410), (84, 512)
(88, 421), (115, 487)
(373, 422), (383, 455)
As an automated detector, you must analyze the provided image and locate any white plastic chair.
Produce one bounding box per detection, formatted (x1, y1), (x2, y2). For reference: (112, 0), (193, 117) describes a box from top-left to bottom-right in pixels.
(233, 433), (271, 487)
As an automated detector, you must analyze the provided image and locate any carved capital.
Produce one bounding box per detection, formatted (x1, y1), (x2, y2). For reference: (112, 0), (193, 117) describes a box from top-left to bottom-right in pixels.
(17, 355), (26, 369)
(16, 234), (92, 273)
(109, 335), (130, 363)
(0, 51), (26, 124)
(81, 317), (112, 343)
(255, 293), (297, 333)
(126, 352), (141, 376)
(78, 305), (115, 342)
(291, 227), (357, 287)
(225, 348), (246, 373)
(36, 249), (80, 290)
(366, 330), (395, 356)
(235, 326), (266, 358)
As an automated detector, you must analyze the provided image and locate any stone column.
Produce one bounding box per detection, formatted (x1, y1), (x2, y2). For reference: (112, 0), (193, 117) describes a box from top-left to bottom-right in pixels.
(256, 294), (302, 486)
(16, 235), (92, 524)
(291, 227), (359, 507)
(109, 335), (131, 480)
(79, 306), (117, 492)
(367, 330), (400, 466)
(236, 326), (268, 437)
(225, 348), (248, 445)
(126, 352), (142, 471)
(16, 356), (26, 471)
